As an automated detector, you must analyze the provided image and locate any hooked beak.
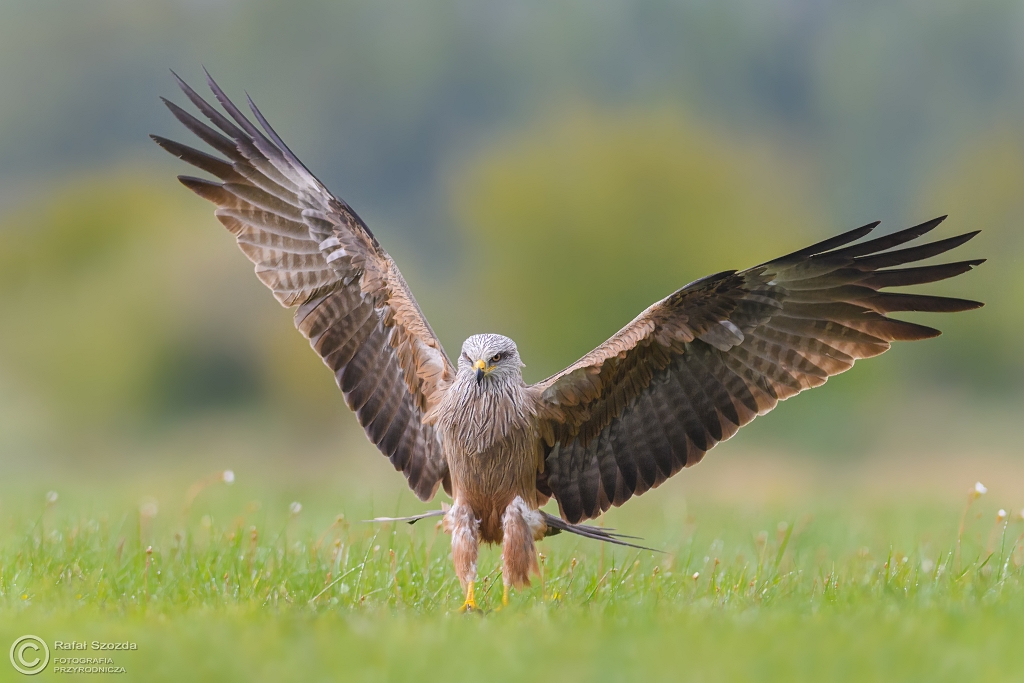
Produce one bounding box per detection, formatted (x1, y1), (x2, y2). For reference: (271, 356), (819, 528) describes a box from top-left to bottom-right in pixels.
(473, 359), (487, 384)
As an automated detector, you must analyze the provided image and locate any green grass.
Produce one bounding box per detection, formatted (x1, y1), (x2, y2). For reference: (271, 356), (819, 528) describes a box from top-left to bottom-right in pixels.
(2, 472), (1023, 682)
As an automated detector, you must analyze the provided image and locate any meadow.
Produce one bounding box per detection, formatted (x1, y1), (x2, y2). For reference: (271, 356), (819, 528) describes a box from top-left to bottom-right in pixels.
(3, 440), (1022, 683)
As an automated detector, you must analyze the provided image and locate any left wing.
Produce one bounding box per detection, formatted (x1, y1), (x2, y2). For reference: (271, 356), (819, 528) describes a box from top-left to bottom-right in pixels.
(531, 218), (983, 523)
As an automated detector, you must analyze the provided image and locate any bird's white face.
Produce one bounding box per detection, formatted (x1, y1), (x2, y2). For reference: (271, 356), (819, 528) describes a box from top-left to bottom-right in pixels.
(459, 333), (524, 386)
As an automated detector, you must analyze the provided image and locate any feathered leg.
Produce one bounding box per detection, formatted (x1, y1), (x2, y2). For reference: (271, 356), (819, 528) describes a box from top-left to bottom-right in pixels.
(444, 501), (480, 611)
(501, 496), (544, 606)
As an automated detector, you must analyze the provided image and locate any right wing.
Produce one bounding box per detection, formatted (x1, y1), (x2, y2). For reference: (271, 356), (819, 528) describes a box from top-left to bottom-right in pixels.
(153, 71), (453, 500)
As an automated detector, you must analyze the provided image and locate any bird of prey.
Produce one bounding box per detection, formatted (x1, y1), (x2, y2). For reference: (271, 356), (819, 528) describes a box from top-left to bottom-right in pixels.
(153, 72), (983, 611)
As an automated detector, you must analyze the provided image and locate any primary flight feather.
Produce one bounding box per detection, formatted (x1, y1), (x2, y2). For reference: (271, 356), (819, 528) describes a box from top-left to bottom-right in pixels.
(154, 71), (983, 611)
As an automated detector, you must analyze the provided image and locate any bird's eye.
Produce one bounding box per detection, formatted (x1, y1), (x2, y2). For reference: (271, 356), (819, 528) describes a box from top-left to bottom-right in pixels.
(491, 353), (502, 363)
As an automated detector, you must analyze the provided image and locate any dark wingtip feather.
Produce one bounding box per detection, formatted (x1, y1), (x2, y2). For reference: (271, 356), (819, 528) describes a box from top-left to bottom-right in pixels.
(245, 91), (308, 170)
(864, 258), (986, 289)
(159, 97), (241, 160)
(887, 320), (943, 341)
(204, 67), (265, 140)
(867, 292), (985, 314)
(828, 216), (948, 260)
(152, 135), (239, 181)
(170, 71), (248, 143)
(170, 70), (202, 105)
(857, 231), (981, 269)
(176, 174), (225, 203)
(773, 221), (880, 263)
(151, 133), (186, 157)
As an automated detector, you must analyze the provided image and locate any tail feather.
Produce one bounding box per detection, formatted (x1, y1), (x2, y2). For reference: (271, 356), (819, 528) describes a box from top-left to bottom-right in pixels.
(541, 511), (661, 552)
(366, 508), (660, 552)
(365, 509), (445, 525)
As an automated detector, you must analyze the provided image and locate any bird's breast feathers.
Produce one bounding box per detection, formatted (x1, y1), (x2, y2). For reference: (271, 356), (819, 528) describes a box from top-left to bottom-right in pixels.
(429, 375), (537, 449)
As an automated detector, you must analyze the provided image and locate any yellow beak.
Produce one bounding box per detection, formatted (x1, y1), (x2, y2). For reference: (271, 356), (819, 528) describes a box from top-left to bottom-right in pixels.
(473, 359), (488, 384)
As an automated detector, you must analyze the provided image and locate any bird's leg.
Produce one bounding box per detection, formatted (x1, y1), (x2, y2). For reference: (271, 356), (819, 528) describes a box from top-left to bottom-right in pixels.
(444, 501), (480, 612)
(501, 496), (543, 607)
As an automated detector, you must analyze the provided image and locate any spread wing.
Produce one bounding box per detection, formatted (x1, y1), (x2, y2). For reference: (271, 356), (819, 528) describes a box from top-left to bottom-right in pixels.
(153, 71), (453, 500)
(533, 218), (983, 523)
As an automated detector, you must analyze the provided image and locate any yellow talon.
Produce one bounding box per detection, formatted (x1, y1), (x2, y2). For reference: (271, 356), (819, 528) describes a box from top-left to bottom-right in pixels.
(502, 584), (510, 607)
(459, 581), (478, 612)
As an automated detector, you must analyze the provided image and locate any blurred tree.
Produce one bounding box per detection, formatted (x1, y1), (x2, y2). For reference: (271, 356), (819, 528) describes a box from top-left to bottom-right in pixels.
(911, 124), (1024, 392)
(449, 106), (823, 382)
(0, 171), (347, 437)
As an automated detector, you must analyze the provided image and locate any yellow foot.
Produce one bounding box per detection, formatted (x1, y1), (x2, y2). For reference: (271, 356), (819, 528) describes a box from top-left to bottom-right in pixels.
(502, 585), (510, 608)
(458, 581), (478, 612)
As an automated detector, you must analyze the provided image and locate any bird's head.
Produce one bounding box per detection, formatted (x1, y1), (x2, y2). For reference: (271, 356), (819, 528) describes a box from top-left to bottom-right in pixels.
(459, 334), (524, 387)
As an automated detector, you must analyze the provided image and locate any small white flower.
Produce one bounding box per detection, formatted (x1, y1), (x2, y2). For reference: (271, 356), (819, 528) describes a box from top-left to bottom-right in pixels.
(222, 470), (235, 484)
(974, 481), (987, 496)
(45, 491), (58, 504)
(997, 509), (1007, 522)
(289, 501), (302, 515)
(139, 499), (159, 518)
(692, 572), (700, 580)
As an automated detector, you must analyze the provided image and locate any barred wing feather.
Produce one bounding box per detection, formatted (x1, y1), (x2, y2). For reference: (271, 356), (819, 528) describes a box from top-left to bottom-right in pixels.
(153, 71), (453, 500)
(534, 217), (983, 523)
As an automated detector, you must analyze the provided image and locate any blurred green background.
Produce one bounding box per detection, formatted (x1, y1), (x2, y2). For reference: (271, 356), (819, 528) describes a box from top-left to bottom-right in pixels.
(1, 3), (1023, 681)
(0, 0), (1019, 494)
